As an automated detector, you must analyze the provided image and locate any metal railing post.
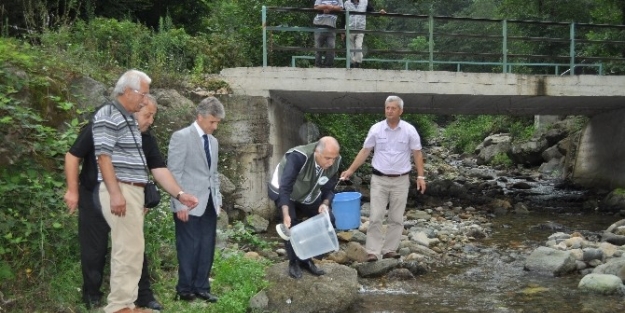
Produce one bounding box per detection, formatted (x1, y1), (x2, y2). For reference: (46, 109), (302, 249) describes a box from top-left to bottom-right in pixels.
(569, 22), (575, 76)
(262, 6), (267, 67)
(428, 15), (434, 71)
(502, 19), (508, 73)
(346, 10), (351, 69)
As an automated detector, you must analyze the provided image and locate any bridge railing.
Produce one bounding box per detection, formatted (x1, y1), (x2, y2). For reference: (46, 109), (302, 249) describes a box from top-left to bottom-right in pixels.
(262, 6), (625, 75)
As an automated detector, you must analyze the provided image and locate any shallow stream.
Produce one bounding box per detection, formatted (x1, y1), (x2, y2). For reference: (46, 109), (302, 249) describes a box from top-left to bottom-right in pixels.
(347, 211), (625, 313)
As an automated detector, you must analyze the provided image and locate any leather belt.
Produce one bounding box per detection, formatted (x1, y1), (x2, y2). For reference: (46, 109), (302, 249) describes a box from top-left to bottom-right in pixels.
(372, 168), (410, 178)
(118, 180), (146, 188)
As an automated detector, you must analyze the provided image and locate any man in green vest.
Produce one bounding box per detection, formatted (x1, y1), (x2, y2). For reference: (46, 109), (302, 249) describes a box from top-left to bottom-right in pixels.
(268, 136), (342, 279)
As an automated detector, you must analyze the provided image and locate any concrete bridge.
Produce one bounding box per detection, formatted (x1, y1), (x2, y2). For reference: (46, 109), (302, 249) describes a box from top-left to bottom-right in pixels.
(218, 67), (625, 217)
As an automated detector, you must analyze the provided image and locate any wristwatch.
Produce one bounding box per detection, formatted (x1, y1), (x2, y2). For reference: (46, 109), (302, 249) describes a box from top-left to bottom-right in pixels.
(176, 191), (185, 200)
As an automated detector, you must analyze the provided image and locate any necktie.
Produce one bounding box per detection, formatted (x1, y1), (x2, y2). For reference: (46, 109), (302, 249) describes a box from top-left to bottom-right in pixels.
(316, 165), (322, 176)
(203, 134), (211, 168)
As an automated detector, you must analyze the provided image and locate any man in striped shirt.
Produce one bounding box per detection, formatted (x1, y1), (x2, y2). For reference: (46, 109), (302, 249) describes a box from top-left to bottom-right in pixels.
(313, 0), (344, 68)
(92, 69), (153, 313)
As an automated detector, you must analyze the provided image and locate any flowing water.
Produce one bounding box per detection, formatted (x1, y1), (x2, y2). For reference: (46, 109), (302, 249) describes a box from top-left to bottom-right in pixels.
(346, 209), (625, 313)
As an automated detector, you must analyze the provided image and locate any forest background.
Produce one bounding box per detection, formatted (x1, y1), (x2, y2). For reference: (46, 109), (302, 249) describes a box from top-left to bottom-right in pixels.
(1, 0), (624, 312)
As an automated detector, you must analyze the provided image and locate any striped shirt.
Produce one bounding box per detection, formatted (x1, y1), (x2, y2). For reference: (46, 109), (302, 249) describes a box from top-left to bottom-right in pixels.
(364, 119), (422, 175)
(92, 101), (148, 183)
(313, 0), (344, 28)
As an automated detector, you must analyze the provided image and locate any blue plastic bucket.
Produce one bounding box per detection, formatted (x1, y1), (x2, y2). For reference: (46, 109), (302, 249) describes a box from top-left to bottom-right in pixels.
(332, 192), (362, 230)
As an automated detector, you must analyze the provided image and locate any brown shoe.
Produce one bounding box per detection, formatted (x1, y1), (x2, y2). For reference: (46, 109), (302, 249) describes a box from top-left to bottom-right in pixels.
(383, 251), (401, 259)
(366, 254), (378, 262)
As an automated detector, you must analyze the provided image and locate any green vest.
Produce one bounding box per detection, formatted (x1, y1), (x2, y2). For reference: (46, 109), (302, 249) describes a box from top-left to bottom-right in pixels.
(277, 142), (341, 204)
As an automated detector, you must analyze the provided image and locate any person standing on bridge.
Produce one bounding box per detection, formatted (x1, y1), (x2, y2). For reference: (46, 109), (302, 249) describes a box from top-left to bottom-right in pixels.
(340, 95), (426, 262)
(313, 0), (344, 68)
(344, 0), (385, 68)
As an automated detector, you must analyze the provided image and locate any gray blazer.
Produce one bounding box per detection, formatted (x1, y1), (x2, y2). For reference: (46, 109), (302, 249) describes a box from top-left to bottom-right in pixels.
(168, 123), (221, 216)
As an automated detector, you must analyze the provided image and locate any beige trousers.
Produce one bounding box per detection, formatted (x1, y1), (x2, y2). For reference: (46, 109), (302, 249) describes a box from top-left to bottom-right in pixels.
(365, 175), (409, 257)
(99, 183), (145, 313)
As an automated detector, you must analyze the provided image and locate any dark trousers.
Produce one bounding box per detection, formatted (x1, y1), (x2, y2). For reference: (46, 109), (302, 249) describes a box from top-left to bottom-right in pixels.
(79, 185), (154, 303)
(314, 29), (337, 67)
(275, 198), (336, 263)
(174, 197), (217, 294)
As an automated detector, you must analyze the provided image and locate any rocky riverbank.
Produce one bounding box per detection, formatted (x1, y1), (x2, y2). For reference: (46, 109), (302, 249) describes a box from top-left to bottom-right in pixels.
(246, 126), (625, 313)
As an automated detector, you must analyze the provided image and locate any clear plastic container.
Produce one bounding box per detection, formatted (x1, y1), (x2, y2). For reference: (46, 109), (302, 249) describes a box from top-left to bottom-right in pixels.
(289, 210), (339, 260)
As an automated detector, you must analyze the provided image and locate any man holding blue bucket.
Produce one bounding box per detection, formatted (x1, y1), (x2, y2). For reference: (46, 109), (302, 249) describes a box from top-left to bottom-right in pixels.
(340, 95), (426, 262)
(268, 136), (342, 279)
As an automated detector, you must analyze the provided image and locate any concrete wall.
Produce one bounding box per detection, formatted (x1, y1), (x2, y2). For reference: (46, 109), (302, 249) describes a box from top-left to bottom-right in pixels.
(574, 108), (625, 189)
(268, 94), (306, 169)
(217, 95), (305, 219)
(217, 96), (273, 217)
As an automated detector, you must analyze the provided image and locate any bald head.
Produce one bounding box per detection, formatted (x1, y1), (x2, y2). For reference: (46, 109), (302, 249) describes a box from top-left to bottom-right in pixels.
(314, 136), (340, 169)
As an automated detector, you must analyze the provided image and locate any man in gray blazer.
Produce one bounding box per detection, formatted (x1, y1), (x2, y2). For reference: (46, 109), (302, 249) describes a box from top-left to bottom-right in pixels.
(167, 97), (225, 303)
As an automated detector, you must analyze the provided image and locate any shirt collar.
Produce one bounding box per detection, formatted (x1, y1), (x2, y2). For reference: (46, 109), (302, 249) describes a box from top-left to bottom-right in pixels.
(193, 121), (206, 137)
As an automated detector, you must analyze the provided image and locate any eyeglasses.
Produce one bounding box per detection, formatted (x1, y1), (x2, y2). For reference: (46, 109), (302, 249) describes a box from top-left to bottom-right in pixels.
(132, 89), (149, 98)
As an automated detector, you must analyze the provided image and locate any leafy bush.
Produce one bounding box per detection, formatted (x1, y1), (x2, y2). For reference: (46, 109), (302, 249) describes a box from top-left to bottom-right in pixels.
(36, 16), (253, 88)
(444, 115), (534, 153)
(490, 152), (513, 167)
(0, 47), (81, 308)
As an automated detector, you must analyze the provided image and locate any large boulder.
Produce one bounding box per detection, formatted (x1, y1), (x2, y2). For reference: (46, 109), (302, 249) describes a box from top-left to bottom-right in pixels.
(508, 138), (550, 166)
(524, 246), (577, 276)
(254, 262), (359, 313)
(600, 190), (625, 213)
(578, 273), (625, 295)
(475, 133), (512, 165)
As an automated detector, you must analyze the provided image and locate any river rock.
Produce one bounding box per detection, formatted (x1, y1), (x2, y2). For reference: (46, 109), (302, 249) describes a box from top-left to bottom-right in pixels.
(356, 258), (401, 278)
(475, 133), (512, 165)
(246, 214), (269, 233)
(592, 258), (625, 282)
(258, 262), (358, 313)
(524, 246), (577, 276)
(578, 273), (625, 295)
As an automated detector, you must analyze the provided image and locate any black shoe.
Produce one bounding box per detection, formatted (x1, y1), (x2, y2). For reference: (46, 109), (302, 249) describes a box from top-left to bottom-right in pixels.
(195, 291), (218, 303)
(302, 260), (325, 276)
(288, 261), (302, 279)
(83, 297), (101, 309)
(174, 292), (196, 301)
(136, 299), (164, 311)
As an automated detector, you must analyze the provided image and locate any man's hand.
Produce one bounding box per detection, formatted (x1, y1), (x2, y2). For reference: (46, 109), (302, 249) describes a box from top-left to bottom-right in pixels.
(416, 178), (426, 194)
(179, 193), (199, 209)
(283, 214), (292, 228)
(176, 208), (190, 222)
(340, 170), (354, 181)
(110, 193), (127, 217)
(64, 189), (79, 214)
(319, 203), (329, 214)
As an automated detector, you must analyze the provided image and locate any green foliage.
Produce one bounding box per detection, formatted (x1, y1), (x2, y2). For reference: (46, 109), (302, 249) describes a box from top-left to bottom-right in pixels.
(0, 58), (81, 306)
(306, 113), (380, 170)
(36, 16), (253, 86)
(444, 115), (534, 153)
(490, 152), (514, 167)
(225, 221), (274, 251)
(210, 250), (270, 312)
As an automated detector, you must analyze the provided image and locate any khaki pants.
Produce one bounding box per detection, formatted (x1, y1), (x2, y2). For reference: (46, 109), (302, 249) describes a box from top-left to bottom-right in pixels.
(99, 183), (145, 313)
(366, 175), (409, 257)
